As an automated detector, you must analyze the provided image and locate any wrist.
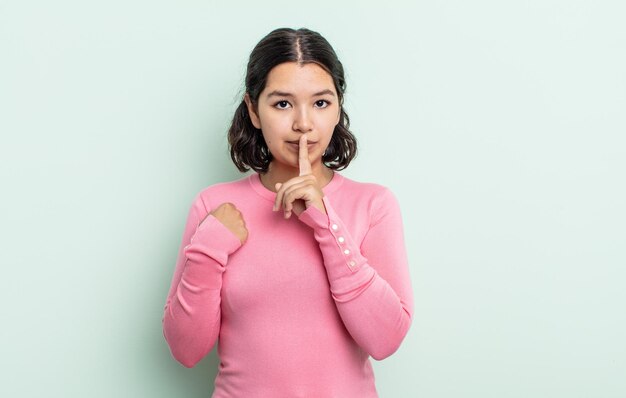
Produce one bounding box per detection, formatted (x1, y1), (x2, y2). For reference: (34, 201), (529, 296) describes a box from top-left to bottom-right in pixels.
(311, 199), (327, 215)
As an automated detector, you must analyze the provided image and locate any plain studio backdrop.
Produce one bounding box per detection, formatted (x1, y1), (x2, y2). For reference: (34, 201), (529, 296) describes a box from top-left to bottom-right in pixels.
(1, 1), (624, 397)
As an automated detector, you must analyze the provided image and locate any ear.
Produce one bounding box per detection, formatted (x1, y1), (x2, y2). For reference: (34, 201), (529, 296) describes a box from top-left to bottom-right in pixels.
(244, 93), (262, 129)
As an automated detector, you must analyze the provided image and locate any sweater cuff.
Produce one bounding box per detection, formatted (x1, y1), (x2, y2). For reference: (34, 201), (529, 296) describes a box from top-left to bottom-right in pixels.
(298, 197), (330, 229)
(298, 196), (371, 286)
(183, 214), (242, 266)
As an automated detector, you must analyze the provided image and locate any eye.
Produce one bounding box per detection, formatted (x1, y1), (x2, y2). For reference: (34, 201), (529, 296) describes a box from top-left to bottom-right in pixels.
(315, 100), (330, 108)
(274, 100), (290, 109)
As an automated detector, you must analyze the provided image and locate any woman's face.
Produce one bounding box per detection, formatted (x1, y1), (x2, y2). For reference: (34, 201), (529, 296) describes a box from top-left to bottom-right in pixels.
(245, 62), (341, 170)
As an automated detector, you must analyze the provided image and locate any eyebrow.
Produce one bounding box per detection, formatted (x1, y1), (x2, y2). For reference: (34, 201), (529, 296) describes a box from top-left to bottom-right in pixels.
(266, 89), (336, 98)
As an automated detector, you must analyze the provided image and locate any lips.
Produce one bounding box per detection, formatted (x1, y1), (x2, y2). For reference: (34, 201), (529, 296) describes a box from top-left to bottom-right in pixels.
(286, 140), (318, 144)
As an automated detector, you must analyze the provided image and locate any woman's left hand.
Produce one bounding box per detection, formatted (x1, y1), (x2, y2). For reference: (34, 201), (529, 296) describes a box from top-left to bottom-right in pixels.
(273, 134), (327, 219)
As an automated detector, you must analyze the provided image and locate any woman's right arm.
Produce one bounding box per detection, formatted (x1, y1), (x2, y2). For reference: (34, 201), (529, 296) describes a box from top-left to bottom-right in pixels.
(162, 194), (243, 368)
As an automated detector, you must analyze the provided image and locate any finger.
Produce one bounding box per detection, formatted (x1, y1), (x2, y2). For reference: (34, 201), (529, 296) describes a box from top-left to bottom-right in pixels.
(284, 180), (316, 219)
(272, 183), (282, 211)
(299, 134), (312, 176)
(273, 176), (308, 212)
(282, 180), (309, 214)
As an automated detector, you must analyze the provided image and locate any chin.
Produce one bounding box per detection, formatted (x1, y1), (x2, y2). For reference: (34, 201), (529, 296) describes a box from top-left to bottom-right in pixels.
(270, 155), (300, 168)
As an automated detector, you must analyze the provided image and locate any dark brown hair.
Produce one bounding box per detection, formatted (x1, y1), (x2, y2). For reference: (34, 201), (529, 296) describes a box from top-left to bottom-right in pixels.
(227, 27), (357, 173)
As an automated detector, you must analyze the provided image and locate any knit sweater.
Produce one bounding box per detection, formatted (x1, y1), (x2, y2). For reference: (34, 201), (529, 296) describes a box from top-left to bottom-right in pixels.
(162, 171), (413, 397)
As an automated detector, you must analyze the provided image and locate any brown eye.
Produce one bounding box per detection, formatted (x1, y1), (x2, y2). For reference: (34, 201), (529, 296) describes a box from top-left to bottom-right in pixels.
(274, 101), (290, 109)
(315, 100), (330, 108)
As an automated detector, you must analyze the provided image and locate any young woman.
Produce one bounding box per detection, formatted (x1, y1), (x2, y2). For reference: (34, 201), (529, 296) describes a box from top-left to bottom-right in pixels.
(162, 27), (414, 397)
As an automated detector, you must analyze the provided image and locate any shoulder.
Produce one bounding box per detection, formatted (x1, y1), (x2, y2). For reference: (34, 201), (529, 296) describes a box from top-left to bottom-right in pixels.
(333, 174), (401, 222)
(338, 173), (399, 205)
(190, 174), (251, 213)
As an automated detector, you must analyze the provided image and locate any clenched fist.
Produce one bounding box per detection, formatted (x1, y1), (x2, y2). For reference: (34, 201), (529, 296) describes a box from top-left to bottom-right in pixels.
(202, 202), (248, 245)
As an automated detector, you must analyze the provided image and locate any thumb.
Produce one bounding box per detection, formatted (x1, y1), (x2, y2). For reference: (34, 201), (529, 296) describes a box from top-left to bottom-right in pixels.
(275, 183), (282, 190)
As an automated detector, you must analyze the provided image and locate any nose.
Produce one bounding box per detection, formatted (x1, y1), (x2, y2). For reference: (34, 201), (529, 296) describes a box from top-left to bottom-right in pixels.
(292, 106), (313, 133)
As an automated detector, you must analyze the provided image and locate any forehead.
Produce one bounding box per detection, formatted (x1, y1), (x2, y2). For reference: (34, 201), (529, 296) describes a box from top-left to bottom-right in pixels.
(262, 62), (336, 97)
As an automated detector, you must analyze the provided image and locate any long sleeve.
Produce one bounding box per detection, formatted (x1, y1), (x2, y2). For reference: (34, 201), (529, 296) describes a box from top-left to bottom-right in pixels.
(297, 187), (413, 360)
(162, 193), (242, 368)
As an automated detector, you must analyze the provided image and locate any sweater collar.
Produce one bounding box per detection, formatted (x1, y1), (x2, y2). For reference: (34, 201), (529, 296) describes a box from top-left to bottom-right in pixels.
(248, 170), (344, 202)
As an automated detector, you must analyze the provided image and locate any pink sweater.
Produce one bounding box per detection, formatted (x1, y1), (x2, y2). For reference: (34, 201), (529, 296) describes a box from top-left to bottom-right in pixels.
(162, 171), (413, 397)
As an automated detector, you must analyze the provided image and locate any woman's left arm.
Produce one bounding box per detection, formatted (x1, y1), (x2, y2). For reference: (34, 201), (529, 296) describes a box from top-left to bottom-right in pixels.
(297, 187), (414, 360)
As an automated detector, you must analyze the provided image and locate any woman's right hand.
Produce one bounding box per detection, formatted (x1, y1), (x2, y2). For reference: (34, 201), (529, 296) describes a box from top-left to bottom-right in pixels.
(202, 202), (248, 245)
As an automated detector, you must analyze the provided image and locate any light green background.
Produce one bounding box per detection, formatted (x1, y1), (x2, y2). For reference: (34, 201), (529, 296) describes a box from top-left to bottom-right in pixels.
(1, 1), (625, 397)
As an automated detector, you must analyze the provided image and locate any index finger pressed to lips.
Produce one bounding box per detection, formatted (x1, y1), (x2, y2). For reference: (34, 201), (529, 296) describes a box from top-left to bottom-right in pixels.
(299, 134), (312, 176)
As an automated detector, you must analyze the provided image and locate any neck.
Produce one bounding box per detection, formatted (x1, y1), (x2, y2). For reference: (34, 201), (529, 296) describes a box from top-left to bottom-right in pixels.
(259, 161), (334, 193)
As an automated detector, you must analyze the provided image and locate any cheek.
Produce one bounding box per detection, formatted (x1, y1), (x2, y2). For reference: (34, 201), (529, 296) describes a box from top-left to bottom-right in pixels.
(319, 118), (337, 138)
(263, 133), (276, 147)
(259, 126), (277, 146)
(263, 130), (281, 148)
(321, 107), (340, 129)
(260, 118), (290, 142)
